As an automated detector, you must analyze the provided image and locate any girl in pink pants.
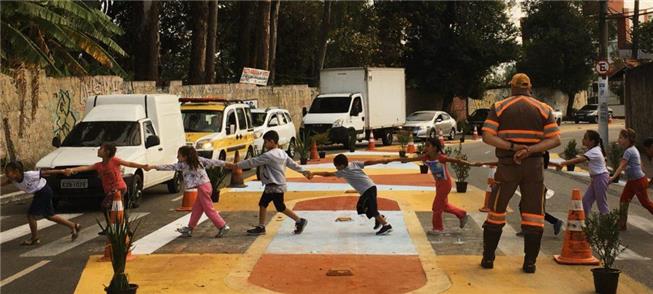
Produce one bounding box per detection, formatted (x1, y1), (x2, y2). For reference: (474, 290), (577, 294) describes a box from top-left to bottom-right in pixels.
(148, 146), (231, 238)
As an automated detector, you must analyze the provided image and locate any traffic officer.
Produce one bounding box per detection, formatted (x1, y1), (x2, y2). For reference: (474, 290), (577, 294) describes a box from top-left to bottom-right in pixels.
(480, 73), (561, 273)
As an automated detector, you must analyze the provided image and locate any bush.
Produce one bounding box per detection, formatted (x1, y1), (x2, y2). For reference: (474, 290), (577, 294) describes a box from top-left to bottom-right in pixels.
(563, 139), (578, 159)
(583, 209), (626, 269)
(450, 143), (470, 182)
(397, 130), (411, 151)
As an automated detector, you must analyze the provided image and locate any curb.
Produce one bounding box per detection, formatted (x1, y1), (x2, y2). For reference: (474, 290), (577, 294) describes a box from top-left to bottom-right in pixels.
(0, 191), (32, 205)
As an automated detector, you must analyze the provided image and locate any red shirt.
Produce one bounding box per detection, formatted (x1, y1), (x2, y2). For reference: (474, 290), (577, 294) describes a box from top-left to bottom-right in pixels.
(93, 157), (127, 194)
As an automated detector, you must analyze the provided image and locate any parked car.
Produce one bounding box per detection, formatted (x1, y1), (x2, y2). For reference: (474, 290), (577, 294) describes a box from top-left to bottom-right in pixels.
(403, 110), (457, 140)
(251, 107), (297, 157)
(552, 109), (563, 125)
(573, 104), (614, 124)
(466, 108), (490, 134)
(36, 94), (186, 208)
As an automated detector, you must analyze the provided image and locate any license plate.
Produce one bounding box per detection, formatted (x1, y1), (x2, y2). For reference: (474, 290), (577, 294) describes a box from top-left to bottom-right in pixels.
(61, 179), (88, 189)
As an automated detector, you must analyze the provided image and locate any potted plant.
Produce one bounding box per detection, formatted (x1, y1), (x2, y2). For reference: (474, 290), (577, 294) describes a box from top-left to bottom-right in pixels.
(207, 167), (229, 202)
(583, 209), (626, 294)
(607, 142), (624, 183)
(451, 143), (470, 193)
(97, 213), (141, 294)
(296, 131), (310, 165)
(417, 143), (428, 174)
(397, 130), (410, 158)
(563, 139), (579, 171)
(312, 132), (330, 159)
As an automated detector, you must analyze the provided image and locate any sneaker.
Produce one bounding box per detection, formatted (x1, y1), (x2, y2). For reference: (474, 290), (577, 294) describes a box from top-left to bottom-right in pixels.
(176, 226), (192, 238)
(247, 225), (266, 235)
(376, 224), (393, 235)
(374, 215), (386, 230)
(215, 224), (230, 238)
(427, 229), (445, 236)
(459, 214), (470, 229)
(516, 231), (524, 237)
(553, 220), (564, 236)
(97, 229), (106, 236)
(294, 218), (308, 234)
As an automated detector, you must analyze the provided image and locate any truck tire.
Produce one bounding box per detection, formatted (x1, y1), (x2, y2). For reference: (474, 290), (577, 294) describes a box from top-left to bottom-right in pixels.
(343, 128), (357, 151)
(381, 131), (393, 146)
(126, 174), (143, 209)
(166, 171), (182, 194)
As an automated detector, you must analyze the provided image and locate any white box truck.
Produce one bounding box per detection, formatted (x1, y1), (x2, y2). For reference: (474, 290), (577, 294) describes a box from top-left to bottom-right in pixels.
(36, 94), (186, 208)
(302, 67), (406, 150)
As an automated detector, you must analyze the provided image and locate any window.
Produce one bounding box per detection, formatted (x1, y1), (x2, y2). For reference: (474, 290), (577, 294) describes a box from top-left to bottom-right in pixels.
(284, 112), (292, 122)
(144, 121), (156, 138)
(407, 112), (436, 122)
(278, 113), (287, 125)
(442, 114), (450, 120)
(252, 112), (266, 127)
(308, 96), (351, 113)
(244, 107), (253, 129)
(226, 110), (237, 135)
(268, 115), (280, 127)
(236, 108), (247, 130)
(351, 97), (362, 115)
(62, 122), (141, 147)
(181, 110), (223, 133)
(436, 115), (444, 122)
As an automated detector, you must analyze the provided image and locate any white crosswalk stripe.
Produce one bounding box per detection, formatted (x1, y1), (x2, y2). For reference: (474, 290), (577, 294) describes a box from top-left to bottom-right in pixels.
(627, 215), (653, 235)
(617, 245), (651, 261)
(21, 212), (149, 258)
(0, 214), (83, 245)
(132, 213), (208, 255)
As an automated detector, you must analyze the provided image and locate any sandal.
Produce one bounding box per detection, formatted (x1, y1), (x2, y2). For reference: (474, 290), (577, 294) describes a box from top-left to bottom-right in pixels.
(20, 238), (40, 246)
(71, 223), (81, 241)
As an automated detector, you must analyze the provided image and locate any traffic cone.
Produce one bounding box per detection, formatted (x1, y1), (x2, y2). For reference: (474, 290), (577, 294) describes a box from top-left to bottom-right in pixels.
(473, 126), (479, 140)
(438, 129), (445, 147)
(367, 131), (376, 151)
(175, 188), (198, 211)
(229, 151), (247, 188)
(99, 191), (135, 262)
(310, 142), (319, 160)
(407, 134), (416, 153)
(479, 167), (496, 212)
(553, 188), (600, 265)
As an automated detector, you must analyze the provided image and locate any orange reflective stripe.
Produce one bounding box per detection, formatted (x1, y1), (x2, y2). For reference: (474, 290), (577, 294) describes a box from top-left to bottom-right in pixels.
(482, 128), (497, 135)
(485, 119), (499, 126)
(544, 131), (561, 138)
(522, 213), (544, 219)
(521, 213), (545, 227)
(523, 98), (549, 118)
(544, 123), (558, 129)
(487, 212), (506, 224)
(498, 130), (544, 136)
(521, 221), (545, 227)
(496, 97), (524, 117)
(507, 138), (542, 143)
(487, 219), (506, 225)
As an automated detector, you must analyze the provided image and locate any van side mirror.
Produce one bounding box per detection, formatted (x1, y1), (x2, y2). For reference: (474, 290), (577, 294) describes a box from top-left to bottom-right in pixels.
(302, 107), (307, 116)
(145, 135), (160, 148)
(52, 136), (61, 148)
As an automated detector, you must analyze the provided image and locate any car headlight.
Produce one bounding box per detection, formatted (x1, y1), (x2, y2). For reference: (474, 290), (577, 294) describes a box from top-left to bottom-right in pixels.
(590, 111), (598, 116)
(196, 139), (212, 150)
(333, 119), (344, 128)
(420, 125), (429, 130)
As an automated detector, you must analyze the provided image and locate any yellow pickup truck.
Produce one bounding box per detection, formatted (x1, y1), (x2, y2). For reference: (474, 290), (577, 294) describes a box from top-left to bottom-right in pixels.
(180, 98), (256, 161)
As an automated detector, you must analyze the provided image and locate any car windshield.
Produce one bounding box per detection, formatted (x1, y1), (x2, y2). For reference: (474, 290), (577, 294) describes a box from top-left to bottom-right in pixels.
(407, 112), (435, 121)
(308, 96), (351, 113)
(182, 110), (223, 132)
(580, 105), (598, 111)
(62, 121), (141, 147)
(252, 112), (267, 127)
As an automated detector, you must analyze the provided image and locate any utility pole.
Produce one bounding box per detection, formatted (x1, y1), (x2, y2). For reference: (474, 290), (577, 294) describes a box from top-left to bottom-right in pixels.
(598, 0), (609, 145)
(632, 0), (640, 59)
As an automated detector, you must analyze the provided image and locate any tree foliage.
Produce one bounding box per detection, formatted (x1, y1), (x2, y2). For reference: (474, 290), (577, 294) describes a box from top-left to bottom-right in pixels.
(639, 20), (653, 54)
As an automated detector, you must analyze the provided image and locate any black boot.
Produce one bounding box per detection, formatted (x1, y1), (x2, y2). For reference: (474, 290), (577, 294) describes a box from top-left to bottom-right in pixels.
(523, 229), (543, 274)
(481, 225), (503, 269)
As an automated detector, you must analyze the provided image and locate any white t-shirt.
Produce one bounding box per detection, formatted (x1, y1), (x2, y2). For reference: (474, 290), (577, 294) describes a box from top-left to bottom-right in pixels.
(335, 162), (375, 195)
(12, 171), (47, 194)
(583, 146), (608, 176)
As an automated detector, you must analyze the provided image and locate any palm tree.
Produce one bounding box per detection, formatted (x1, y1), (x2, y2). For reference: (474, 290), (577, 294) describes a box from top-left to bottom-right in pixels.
(0, 0), (127, 76)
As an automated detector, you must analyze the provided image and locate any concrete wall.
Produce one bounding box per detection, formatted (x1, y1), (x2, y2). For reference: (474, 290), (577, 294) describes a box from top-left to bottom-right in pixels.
(0, 70), (315, 167)
(465, 88), (589, 119)
(625, 62), (653, 147)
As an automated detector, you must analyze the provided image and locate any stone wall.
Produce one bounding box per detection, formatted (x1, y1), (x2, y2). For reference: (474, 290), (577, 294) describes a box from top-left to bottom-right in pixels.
(465, 87), (589, 118)
(0, 70), (315, 167)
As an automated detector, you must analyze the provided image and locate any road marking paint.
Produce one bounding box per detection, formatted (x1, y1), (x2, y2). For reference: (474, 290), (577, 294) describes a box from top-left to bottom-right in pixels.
(469, 212), (523, 256)
(171, 195), (183, 202)
(1, 214), (83, 245)
(627, 215), (653, 235)
(228, 181), (435, 192)
(0, 260), (50, 287)
(303, 162), (419, 170)
(0, 191), (27, 199)
(132, 213), (208, 255)
(617, 245), (651, 261)
(21, 213), (148, 257)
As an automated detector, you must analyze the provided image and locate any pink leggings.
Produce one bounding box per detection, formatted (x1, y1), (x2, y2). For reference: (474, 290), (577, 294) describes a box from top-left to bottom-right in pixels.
(189, 182), (226, 229)
(432, 181), (466, 231)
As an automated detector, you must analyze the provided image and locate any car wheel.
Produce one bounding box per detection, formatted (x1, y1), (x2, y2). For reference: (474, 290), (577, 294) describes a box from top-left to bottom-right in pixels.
(166, 171), (183, 194)
(448, 128), (456, 140)
(219, 151), (226, 161)
(343, 129), (356, 152)
(557, 118), (561, 126)
(429, 129), (437, 140)
(591, 117), (598, 124)
(126, 174), (143, 209)
(287, 138), (296, 159)
(574, 119), (579, 124)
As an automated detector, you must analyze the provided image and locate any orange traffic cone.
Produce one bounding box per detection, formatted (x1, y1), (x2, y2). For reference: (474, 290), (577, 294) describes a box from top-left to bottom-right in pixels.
(367, 131), (376, 151)
(479, 167), (496, 212)
(229, 151), (247, 188)
(99, 191), (135, 262)
(310, 142), (319, 160)
(438, 129), (445, 147)
(553, 188), (600, 265)
(473, 126), (479, 140)
(176, 188), (198, 211)
(407, 134), (416, 153)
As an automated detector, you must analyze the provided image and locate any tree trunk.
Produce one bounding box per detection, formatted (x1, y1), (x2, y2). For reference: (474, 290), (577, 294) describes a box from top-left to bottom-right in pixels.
(268, 0), (280, 84)
(315, 0), (332, 85)
(256, 0), (272, 71)
(189, 1), (209, 84)
(205, 0), (218, 84)
(238, 1), (253, 71)
(134, 1), (160, 81)
(566, 91), (576, 119)
(250, 2), (262, 68)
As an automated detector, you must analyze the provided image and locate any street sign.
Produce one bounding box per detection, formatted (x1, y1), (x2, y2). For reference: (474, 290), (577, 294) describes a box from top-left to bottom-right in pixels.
(240, 67), (270, 86)
(595, 61), (609, 75)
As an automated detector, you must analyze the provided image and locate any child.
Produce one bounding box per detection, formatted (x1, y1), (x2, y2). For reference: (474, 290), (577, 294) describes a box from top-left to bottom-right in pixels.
(1, 162), (80, 245)
(235, 131), (311, 235)
(65, 143), (148, 234)
(311, 154), (395, 235)
(609, 128), (653, 230)
(552, 130), (610, 216)
(396, 138), (473, 234)
(145, 146), (230, 238)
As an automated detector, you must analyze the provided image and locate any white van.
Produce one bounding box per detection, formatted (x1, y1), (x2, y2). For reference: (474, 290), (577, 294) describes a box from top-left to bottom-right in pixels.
(35, 94), (186, 208)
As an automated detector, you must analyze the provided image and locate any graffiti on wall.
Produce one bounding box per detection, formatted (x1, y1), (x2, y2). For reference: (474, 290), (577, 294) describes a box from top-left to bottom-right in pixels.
(52, 90), (78, 140)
